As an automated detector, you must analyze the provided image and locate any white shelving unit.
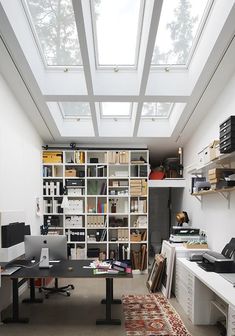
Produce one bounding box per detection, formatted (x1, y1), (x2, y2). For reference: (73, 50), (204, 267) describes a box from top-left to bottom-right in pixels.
(42, 149), (149, 272)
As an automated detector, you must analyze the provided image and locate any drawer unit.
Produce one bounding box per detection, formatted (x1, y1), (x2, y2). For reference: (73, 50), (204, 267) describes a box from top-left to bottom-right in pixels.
(220, 116), (235, 131)
(220, 116), (235, 153)
(175, 260), (195, 322)
(228, 305), (235, 336)
(220, 132), (235, 143)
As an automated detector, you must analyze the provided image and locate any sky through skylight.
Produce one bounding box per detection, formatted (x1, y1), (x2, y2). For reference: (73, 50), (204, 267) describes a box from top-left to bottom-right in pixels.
(152, 0), (209, 65)
(92, 0), (142, 66)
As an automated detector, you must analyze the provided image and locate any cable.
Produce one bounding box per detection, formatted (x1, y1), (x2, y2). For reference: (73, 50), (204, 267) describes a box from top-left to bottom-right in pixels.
(9, 257), (47, 269)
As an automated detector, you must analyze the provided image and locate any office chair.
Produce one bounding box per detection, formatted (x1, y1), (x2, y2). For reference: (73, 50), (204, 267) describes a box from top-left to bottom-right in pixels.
(39, 245), (74, 298)
(40, 278), (74, 298)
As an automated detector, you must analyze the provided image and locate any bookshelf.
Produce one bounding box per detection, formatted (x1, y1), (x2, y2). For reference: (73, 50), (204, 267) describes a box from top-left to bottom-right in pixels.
(42, 149), (149, 272)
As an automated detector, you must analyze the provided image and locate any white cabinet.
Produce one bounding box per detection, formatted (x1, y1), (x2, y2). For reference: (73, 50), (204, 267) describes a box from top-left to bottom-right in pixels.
(42, 149), (149, 272)
(175, 259), (195, 322)
(176, 258), (235, 336)
(228, 305), (235, 336)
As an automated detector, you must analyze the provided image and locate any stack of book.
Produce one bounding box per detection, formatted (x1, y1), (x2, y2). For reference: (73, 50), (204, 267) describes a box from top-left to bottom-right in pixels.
(112, 260), (128, 272)
(130, 179), (142, 196)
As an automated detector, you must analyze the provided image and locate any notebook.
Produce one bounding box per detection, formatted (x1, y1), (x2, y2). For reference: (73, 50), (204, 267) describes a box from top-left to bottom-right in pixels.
(1, 266), (21, 276)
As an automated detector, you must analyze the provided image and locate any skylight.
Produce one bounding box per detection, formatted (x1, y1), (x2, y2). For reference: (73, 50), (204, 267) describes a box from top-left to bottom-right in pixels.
(152, 0), (210, 66)
(25, 0), (82, 67)
(91, 0), (143, 67)
(141, 103), (173, 118)
(100, 102), (132, 118)
(59, 102), (91, 118)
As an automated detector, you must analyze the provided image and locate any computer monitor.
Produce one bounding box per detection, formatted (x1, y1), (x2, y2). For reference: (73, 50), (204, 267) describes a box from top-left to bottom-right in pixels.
(24, 235), (67, 261)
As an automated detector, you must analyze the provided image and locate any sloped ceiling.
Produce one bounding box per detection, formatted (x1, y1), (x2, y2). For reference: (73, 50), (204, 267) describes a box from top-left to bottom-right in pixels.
(0, 0), (235, 163)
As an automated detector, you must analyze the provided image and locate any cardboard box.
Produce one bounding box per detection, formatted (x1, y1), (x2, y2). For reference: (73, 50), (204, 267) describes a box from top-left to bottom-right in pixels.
(209, 140), (220, 161)
(65, 169), (76, 177)
(208, 177), (219, 184)
(130, 233), (141, 242)
(43, 151), (63, 163)
(183, 243), (208, 249)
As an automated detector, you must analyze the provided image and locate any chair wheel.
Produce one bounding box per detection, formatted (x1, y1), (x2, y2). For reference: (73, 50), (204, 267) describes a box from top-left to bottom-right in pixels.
(66, 292), (70, 297)
(71, 285), (75, 290)
(45, 294), (49, 299)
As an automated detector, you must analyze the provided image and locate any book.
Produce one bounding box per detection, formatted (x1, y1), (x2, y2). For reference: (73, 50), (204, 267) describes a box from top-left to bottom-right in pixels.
(112, 260), (128, 269)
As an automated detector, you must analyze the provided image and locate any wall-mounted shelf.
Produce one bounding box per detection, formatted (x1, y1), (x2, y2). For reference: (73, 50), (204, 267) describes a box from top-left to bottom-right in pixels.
(148, 178), (185, 188)
(187, 151), (235, 175)
(192, 187), (235, 208)
(192, 186), (235, 196)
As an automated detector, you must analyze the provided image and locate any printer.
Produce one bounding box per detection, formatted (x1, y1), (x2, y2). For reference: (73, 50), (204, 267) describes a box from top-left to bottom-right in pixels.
(198, 251), (235, 273)
(197, 238), (235, 273)
(169, 227), (201, 243)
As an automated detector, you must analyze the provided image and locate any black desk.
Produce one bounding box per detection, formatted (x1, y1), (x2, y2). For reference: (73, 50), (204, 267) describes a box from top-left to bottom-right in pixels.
(2, 259), (132, 325)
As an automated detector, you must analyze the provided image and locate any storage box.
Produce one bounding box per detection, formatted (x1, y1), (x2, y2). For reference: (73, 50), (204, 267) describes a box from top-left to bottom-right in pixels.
(208, 168), (235, 180)
(43, 151), (63, 163)
(183, 243), (208, 249)
(66, 179), (84, 187)
(209, 140), (220, 161)
(203, 146), (210, 164)
(130, 233), (142, 242)
(65, 169), (76, 177)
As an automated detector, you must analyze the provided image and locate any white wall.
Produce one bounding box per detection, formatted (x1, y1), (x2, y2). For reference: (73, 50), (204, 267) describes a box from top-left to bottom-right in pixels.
(0, 73), (42, 233)
(182, 71), (235, 253)
(0, 73), (43, 313)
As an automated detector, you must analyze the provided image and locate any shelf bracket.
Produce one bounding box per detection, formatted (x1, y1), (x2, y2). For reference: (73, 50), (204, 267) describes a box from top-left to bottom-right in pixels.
(194, 195), (202, 202)
(218, 191), (231, 208)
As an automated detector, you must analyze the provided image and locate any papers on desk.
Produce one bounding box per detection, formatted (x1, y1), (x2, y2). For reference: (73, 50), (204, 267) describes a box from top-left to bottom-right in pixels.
(93, 269), (119, 275)
(84, 260), (131, 275)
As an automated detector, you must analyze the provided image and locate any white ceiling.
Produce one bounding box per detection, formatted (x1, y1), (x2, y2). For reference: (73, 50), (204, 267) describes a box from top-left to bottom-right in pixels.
(0, 0), (235, 163)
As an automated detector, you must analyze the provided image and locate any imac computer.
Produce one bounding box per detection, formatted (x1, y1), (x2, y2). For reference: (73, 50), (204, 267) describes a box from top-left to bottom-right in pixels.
(24, 235), (67, 267)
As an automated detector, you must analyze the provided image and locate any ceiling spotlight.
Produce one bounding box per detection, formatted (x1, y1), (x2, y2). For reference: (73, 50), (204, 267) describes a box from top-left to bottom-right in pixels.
(114, 118), (118, 122)
(164, 67), (170, 72)
(114, 66), (119, 73)
(64, 68), (69, 73)
(70, 142), (76, 149)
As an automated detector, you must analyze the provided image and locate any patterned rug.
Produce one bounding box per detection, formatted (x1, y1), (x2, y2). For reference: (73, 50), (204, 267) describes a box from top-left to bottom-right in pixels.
(122, 294), (191, 336)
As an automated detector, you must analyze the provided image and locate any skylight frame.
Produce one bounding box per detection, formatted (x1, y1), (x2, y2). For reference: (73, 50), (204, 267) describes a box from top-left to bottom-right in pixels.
(99, 102), (133, 119)
(141, 102), (174, 119)
(151, 0), (214, 70)
(22, 0), (83, 70)
(90, 0), (145, 70)
(59, 102), (91, 120)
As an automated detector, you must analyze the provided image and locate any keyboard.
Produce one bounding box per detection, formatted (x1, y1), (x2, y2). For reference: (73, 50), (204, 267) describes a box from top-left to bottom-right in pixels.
(1, 266), (21, 275)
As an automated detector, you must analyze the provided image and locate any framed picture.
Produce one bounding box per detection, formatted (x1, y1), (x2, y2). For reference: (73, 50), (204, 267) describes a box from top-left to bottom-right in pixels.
(160, 241), (176, 298)
(146, 254), (165, 292)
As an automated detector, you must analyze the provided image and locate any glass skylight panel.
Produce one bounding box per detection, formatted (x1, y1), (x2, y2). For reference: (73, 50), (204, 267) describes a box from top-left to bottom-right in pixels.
(141, 103), (173, 118)
(100, 102), (132, 118)
(59, 102), (91, 118)
(152, 0), (210, 66)
(25, 0), (82, 66)
(92, 0), (142, 66)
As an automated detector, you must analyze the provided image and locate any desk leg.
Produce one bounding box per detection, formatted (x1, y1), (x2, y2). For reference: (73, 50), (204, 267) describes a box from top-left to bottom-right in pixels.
(3, 279), (29, 324)
(22, 279), (43, 304)
(101, 279), (122, 304)
(96, 278), (121, 325)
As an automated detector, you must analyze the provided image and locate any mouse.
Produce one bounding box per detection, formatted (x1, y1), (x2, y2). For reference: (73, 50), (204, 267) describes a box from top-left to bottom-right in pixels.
(68, 266), (73, 271)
